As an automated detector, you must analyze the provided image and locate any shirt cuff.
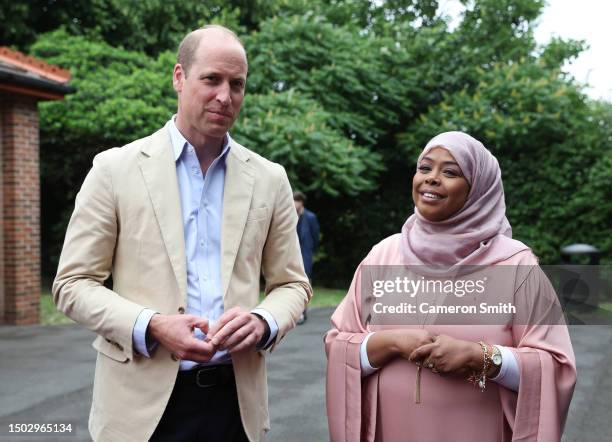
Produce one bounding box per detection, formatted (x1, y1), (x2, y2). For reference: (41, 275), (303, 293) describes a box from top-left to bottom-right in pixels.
(490, 345), (520, 392)
(251, 308), (278, 350)
(132, 308), (158, 358)
(360, 332), (379, 378)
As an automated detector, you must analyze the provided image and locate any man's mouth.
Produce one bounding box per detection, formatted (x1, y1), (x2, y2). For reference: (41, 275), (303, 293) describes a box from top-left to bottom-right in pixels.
(208, 110), (232, 118)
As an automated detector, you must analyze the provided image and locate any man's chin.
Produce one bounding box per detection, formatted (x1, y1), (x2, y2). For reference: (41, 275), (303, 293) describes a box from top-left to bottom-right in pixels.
(199, 125), (230, 140)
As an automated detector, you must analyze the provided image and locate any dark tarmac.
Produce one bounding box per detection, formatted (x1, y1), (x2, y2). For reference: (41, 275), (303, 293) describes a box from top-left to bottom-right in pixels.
(0, 307), (610, 441)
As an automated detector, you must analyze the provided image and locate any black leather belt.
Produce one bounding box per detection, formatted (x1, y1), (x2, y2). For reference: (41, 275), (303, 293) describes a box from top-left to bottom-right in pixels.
(177, 365), (235, 388)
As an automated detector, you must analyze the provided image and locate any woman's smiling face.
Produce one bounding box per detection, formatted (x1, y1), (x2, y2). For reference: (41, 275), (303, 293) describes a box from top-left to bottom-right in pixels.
(412, 147), (470, 222)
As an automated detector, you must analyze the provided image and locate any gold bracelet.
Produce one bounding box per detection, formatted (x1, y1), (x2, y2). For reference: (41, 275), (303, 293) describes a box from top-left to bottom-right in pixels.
(468, 341), (490, 392)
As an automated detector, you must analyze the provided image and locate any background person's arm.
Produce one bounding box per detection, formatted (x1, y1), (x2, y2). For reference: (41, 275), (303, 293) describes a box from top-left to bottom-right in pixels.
(311, 212), (320, 250)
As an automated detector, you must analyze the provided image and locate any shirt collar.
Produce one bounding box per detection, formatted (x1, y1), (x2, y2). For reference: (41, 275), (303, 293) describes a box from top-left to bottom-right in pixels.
(167, 116), (232, 162)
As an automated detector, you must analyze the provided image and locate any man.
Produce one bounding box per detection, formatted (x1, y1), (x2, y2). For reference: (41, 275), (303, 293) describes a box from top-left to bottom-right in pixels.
(53, 25), (311, 442)
(293, 191), (320, 324)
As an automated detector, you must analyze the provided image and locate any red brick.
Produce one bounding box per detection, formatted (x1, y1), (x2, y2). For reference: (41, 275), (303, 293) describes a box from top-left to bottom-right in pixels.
(1, 93), (41, 324)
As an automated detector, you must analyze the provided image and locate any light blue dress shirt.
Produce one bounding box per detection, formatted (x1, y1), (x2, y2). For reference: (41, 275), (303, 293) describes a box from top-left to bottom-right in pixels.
(133, 117), (278, 370)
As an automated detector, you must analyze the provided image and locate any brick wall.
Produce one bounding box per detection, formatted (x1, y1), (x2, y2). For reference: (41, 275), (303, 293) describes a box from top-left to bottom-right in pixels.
(1, 93), (41, 324)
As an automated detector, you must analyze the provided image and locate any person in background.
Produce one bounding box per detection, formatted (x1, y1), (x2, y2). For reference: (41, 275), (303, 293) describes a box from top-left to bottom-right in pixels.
(294, 191), (320, 324)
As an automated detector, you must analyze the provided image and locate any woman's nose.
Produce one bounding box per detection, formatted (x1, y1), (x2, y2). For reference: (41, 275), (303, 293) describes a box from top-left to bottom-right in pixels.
(425, 176), (440, 185)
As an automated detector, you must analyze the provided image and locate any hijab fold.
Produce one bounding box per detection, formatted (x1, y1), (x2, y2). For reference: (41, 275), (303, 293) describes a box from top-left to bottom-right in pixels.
(401, 131), (528, 271)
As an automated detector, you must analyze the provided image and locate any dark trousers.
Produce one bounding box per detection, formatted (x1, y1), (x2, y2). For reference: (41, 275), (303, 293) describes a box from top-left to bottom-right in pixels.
(150, 365), (249, 442)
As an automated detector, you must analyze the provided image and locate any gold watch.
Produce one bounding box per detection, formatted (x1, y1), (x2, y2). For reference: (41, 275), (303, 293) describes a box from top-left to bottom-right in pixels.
(491, 345), (502, 367)
(486, 345), (502, 378)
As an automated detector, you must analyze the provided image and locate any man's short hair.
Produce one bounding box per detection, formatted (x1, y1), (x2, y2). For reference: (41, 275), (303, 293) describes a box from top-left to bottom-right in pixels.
(293, 191), (306, 203)
(177, 25), (245, 77)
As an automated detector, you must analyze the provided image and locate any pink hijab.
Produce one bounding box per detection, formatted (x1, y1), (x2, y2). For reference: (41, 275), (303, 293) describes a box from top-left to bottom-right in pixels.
(402, 131), (528, 268)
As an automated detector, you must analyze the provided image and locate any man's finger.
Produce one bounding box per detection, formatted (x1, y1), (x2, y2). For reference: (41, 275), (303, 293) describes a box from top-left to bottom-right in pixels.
(207, 308), (242, 337)
(409, 342), (436, 362)
(227, 333), (258, 354)
(222, 323), (257, 350)
(210, 314), (250, 346)
(181, 338), (217, 362)
(191, 317), (209, 335)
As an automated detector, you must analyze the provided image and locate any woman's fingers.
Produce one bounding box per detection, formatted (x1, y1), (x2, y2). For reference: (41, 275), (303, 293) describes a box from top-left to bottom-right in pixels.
(409, 342), (436, 362)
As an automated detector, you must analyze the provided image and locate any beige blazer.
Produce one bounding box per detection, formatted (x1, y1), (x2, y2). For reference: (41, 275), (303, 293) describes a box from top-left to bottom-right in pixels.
(52, 126), (312, 441)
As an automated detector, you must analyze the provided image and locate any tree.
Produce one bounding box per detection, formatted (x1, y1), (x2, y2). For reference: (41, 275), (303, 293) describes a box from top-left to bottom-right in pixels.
(1, 0), (241, 54)
(31, 28), (382, 275)
(234, 90), (381, 197)
(18, 0), (612, 284)
(399, 58), (603, 262)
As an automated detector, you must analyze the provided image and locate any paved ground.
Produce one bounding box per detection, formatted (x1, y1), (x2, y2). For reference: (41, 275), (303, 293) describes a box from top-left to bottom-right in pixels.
(0, 307), (610, 441)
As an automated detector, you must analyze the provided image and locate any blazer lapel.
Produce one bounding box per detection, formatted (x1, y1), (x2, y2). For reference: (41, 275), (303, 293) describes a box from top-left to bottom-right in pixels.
(221, 142), (255, 298)
(138, 128), (187, 300)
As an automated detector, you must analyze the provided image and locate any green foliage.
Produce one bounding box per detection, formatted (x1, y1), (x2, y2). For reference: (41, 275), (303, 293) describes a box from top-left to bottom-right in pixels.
(31, 30), (177, 273)
(40, 293), (73, 325)
(456, 0), (544, 62)
(33, 30), (175, 186)
(1, 0), (242, 54)
(0, 0), (31, 46)
(562, 103), (612, 262)
(540, 37), (586, 68)
(308, 287), (348, 308)
(399, 58), (607, 262)
(234, 90), (381, 196)
(245, 16), (416, 146)
(566, 153), (612, 262)
(11, 0), (610, 284)
(31, 27), (382, 275)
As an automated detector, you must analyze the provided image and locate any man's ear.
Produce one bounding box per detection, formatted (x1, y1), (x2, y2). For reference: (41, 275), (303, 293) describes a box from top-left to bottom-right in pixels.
(173, 63), (184, 93)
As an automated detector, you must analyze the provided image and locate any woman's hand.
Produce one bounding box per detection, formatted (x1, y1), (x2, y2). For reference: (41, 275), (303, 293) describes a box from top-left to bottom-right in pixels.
(393, 329), (437, 359)
(366, 329), (436, 368)
(409, 334), (482, 376)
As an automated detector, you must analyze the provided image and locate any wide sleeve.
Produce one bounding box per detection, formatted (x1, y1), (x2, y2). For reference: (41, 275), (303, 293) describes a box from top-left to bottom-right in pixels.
(499, 264), (577, 442)
(325, 261), (379, 442)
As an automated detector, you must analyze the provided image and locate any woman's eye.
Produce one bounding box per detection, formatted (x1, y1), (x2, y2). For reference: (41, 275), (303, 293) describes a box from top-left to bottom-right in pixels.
(444, 169), (459, 177)
(418, 165), (431, 172)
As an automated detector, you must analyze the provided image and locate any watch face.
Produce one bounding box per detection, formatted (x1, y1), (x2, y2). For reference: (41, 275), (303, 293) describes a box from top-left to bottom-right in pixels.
(492, 353), (502, 365)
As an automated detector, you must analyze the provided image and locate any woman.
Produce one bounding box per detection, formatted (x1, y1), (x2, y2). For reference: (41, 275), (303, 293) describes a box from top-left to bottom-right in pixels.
(325, 132), (576, 442)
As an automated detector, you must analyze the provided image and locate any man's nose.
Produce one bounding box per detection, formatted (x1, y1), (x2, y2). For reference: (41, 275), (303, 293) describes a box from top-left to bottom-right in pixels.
(215, 82), (231, 106)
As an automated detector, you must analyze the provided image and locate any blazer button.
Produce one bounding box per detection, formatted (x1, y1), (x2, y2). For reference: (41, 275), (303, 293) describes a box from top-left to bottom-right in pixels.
(178, 306), (185, 314)
(171, 353), (179, 361)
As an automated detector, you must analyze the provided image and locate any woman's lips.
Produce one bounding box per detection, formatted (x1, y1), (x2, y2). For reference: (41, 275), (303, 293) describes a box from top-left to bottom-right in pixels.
(420, 190), (443, 201)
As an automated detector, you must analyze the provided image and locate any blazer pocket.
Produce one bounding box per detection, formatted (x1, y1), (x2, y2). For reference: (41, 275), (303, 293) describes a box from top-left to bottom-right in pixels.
(92, 335), (129, 363)
(246, 206), (269, 222)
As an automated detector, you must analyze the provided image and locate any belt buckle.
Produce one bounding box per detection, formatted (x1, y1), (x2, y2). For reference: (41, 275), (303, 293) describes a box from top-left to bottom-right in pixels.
(195, 367), (218, 388)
